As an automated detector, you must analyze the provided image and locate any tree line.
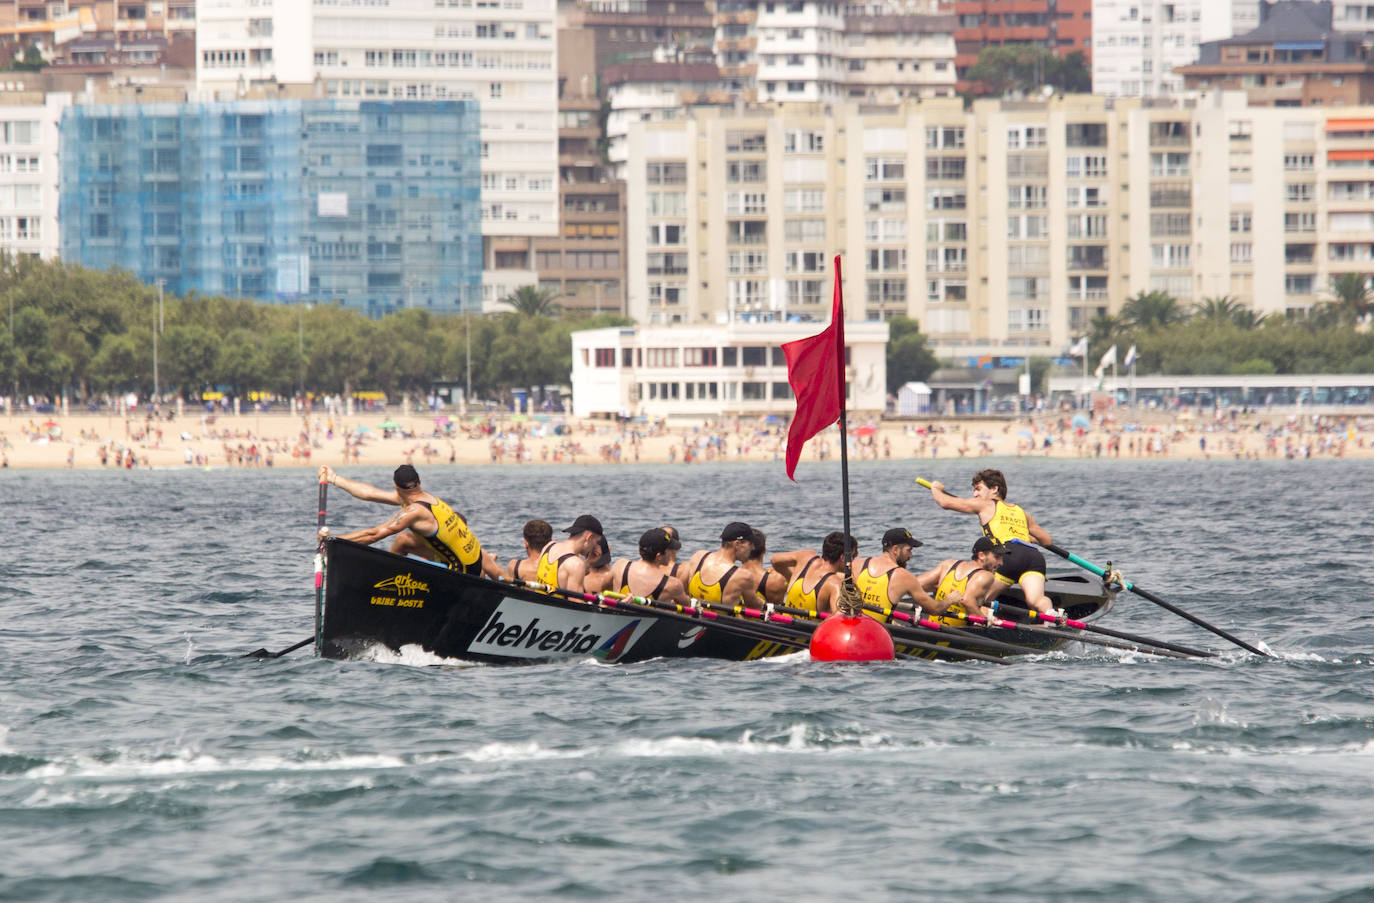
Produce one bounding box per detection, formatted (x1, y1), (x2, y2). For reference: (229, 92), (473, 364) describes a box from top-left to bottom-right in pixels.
(0, 258), (629, 403)
(1, 255), (1370, 404)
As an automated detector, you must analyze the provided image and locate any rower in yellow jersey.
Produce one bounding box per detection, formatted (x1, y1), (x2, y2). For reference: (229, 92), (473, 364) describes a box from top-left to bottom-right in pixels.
(682, 521), (757, 604)
(319, 464), (506, 578)
(535, 514), (604, 592)
(773, 532), (853, 615)
(915, 536), (1006, 623)
(605, 527), (691, 605)
(851, 527), (939, 619)
(927, 468), (1058, 614)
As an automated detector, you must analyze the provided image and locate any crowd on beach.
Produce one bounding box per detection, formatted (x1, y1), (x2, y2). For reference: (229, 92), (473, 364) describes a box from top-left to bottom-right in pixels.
(2, 403), (1373, 471)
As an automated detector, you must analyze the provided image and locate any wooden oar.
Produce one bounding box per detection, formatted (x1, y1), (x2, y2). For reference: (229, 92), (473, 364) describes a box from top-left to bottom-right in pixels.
(1039, 542), (1269, 657)
(915, 476), (1266, 657)
(245, 473), (329, 660)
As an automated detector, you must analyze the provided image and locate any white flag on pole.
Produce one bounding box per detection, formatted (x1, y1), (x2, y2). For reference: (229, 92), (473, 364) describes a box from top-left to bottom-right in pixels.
(1094, 344), (1117, 379)
(1068, 336), (1089, 358)
(1124, 345), (1138, 369)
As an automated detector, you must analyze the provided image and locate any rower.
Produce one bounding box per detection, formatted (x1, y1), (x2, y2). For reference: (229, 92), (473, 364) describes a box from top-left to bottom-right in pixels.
(319, 463), (505, 578)
(536, 514), (604, 593)
(683, 521), (757, 605)
(608, 527), (690, 605)
(774, 532), (854, 615)
(741, 528), (787, 606)
(583, 535), (614, 594)
(852, 527), (938, 619)
(927, 468), (1057, 613)
(508, 519), (552, 582)
(915, 536), (1006, 623)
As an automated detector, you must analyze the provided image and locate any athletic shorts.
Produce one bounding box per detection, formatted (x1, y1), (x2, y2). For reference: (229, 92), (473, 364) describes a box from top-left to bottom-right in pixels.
(995, 541), (1046, 585)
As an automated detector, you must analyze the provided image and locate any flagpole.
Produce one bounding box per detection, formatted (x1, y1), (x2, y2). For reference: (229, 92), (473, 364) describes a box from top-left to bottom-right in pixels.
(834, 256), (853, 570)
(1081, 338), (1089, 410)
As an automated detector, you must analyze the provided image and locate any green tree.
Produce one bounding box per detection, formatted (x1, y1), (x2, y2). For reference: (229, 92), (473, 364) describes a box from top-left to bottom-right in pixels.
(499, 285), (562, 317)
(1089, 311), (1125, 347)
(1121, 290), (1188, 330)
(965, 44), (1090, 97)
(7, 44), (44, 72)
(161, 324), (221, 392)
(1192, 295), (1245, 324)
(885, 316), (939, 392)
(1328, 272), (1372, 324)
(88, 334), (143, 392)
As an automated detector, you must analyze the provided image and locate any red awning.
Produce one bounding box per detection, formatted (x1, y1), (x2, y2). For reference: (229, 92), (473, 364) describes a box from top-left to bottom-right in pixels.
(1328, 149), (1374, 161)
(1325, 119), (1374, 132)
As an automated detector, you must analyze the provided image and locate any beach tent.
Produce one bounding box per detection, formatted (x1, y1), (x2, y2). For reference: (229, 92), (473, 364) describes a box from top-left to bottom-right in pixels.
(895, 382), (932, 416)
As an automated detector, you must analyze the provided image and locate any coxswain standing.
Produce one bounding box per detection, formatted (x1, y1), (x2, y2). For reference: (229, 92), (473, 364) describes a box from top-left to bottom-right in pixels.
(927, 468), (1057, 614)
(319, 464), (505, 579)
(915, 536), (1007, 622)
(852, 527), (941, 618)
(536, 514), (604, 593)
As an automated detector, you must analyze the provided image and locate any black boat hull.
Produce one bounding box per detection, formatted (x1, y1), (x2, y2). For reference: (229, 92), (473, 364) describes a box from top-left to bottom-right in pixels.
(318, 539), (1115, 665)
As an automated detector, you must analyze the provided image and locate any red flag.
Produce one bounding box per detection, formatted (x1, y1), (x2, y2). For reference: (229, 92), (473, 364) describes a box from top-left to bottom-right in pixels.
(782, 255), (845, 480)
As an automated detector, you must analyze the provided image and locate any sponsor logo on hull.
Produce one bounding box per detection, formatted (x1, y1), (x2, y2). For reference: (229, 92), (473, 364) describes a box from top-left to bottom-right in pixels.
(468, 597), (655, 662)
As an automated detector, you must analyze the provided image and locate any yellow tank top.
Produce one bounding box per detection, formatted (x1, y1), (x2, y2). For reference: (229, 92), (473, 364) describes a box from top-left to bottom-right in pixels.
(686, 557), (737, 604)
(983, 500), (1030, 543)
(535, 541), (576, 588)
(853, 557), (896, 619)
(419, 499), (482, 574)
(932, 560), (985, 625)
(617, 561), (668, 599)
(784, 557), (835, 612)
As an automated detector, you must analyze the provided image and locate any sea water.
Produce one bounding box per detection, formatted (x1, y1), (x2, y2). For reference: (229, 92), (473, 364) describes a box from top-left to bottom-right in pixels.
(2, 459), (1372, 902)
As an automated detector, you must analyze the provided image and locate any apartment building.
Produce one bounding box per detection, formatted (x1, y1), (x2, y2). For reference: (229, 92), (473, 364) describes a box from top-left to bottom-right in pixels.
(625, 92), (1374, 355)
(952, 0), (1093, 89)
(59, 98), (483, 314)
(1091, 0), (1243, 97)
(709, 0), (955, 103)
(532, 28), (627, 315)
(195, 0), (558, 313)
(0, 91), (69, 261)
(1177, 1), (1374, 106)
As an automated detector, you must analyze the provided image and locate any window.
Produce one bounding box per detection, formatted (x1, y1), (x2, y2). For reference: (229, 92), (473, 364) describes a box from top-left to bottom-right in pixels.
(1150, 243), (1191, 268)
(684, 347), (718, 367)
(726, 191), (768, 214)
(1008, 185), (1048, 209)
(866, 278), (907, 304)
(1285, 274), (1313, 294)
(1149, 152), (1189, 177)
(1285, 182), (1314, 203)
(1149, 213), (1190, 237)
(783, 130), (824, 153)
(725, 130), (767, 152)
(786, 279), (824, 306)
(784, 188), (825, 212)
(863, 187), (906, 212)
(925, 157), (964, 180)
(1284, 153), (1315, 171)
(927, 187), (966, 210)
(865, 248), (906, 272)
(1230, 212), (1252, 233)
(865, 157), (906, 181)
(783, 218), (826, 242)
(785, 250), (827, 273)
(925, 126), (964, 149)
(1284, 212), (1316, 232)
(646, 161), (687, 184)
(1066, 123), (1107, 147)
(726, 160), (766, 183)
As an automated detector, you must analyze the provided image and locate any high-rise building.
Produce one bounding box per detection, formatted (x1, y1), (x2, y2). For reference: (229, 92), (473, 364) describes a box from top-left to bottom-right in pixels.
(625, 92), (1374, 351)
(195, 0), (558, 311)
(0, 91), (70, 261)
(59, 98), (482, 314)
(1092, 0), (1248, 97)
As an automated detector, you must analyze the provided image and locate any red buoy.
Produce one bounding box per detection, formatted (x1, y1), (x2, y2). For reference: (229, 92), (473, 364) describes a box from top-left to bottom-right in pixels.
(809, 615), (895, 662)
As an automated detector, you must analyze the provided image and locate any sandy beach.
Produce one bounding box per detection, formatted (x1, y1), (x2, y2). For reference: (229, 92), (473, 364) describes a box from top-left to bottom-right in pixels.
(2, 406), (1372, 471)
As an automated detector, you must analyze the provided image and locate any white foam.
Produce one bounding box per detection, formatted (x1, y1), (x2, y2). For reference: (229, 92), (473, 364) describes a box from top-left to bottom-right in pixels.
(21, 747), (411, 782)
(356, 643), (487, 668)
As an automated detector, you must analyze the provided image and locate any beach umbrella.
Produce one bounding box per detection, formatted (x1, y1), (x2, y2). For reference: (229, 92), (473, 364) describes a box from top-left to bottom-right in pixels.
(856, 425), (877, 437)
(353, 425), (372, 433)
(1071, 413), (1091, 430)
(41, 419), (59, 428)
(1017, 428), (1034, 439)
(434, 415), (452, 426)
(378, 418), (401, 430)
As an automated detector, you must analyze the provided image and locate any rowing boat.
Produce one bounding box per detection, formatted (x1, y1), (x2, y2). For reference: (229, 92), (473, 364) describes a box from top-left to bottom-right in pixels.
(316, 537), (1117, 665)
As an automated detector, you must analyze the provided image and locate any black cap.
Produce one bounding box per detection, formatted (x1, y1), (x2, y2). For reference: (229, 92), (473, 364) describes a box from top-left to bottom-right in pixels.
(589, 535), (611, 570)
(564, 514), (604, 536)
(882, 527), (923, 549)
(393, 464), (420, 489)
(973, 536), (1007, 556)
(720, 521), (754, 543)
(639, 527), (682, 557)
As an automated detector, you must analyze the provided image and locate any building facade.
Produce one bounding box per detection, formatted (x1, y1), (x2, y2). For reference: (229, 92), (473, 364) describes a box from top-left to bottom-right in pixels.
(194, 0), (558, 310)
(570, 320), (889, 418)
(0, 91), (69, 261)
(1091, 0), (1243, 97)
(59, 99), (482, 314)
(624, 92), (1374, 355)
(952, 0), (1093, 89)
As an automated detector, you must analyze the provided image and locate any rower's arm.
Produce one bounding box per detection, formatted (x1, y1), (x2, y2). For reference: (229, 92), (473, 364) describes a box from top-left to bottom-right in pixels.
(481, 550), (509, 581)
(720, 567), (755, 606)
(339, 504), (422, 545)
(561, 555), (589, 593)
(769, 549), (815, 580)
(927, 481), (983, 515)
(1025, 512), (1052, 546)
(894, 571), (937, 612)
(914, 559), (952, 594)
(320, 465), (401, 505)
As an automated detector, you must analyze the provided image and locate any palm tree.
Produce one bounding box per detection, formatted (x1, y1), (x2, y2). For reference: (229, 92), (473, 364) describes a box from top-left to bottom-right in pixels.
(1121, 290), (1187, 330)
(1328, 272), (1372, 324)
(499, 285), (562, 317)
(1231, 307), (1268, 329)
(1192, 294), (1244, 324)
(1088, 311), (1124, 347)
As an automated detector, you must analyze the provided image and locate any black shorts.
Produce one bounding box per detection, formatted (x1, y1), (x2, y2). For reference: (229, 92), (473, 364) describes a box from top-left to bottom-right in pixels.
(995, 541), (1046, 585)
